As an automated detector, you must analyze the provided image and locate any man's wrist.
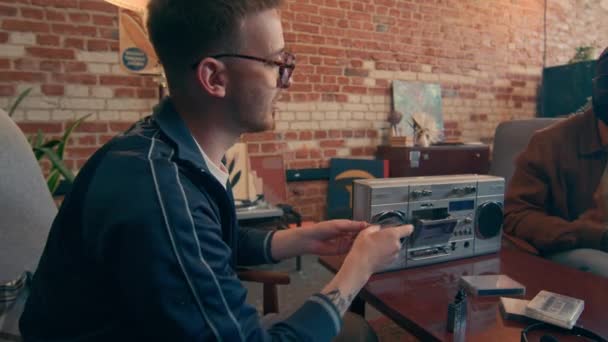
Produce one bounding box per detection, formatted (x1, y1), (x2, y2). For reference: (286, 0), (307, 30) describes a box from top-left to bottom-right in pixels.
(269, 228), (308, 261)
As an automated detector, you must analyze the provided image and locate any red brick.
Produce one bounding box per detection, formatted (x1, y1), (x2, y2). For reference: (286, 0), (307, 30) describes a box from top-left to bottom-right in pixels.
(366, 129), (378, 138)
(0, 58), (9, 69)
(295, 149), (309, 159)
(21, 8), (44, 19)
(64, 38), (84, 49)
(69, 13), (91, 23)
(26, 47), (75, 60)
(323, 149), (337, 158)
(299, 131), (313, 140)
(66, 147), (98, 159)
(137, 88), (158, 99)
(87, 39), (110, 51)
(13, 59), (37, 71)
(289, 160), (319, 169)
(241, 131), (277, 142)
(65, 62), (87, 73)
(328, 130), (341, 138)
(342, 130), (353, 138)
(320, 140), (344, 148)
(73, 122), (108, 133)
(99, 134), (116, 144)
(261, 143), (279, 153)
(41, 84), (64, 96)
(46, 9), (66, 21)
(0, 85), (15, 96)
(52, 24), (97, 37)
(40, 60), (62, 72)
(79, 1), (118, 13)
(0, 32), (7, 43)
(37, 34), (61, 46)
(93, 14), (115, 26)
(0, 71), (45, 82)
(98, 28), (118, 40)
(114, 88), (135, 97)
(284, 131), (298, 140)
(77, 135), (97, 145)
(53, 73), (97, 85)
(314, 130), (327, 139)
(32, 0), (78, 8)
(109, 122), (133, 132)
(2, 19), (49, 33)
(0, 5), (17, 16)
(100, 76), (142, 87)
(18, 122), (63, 134)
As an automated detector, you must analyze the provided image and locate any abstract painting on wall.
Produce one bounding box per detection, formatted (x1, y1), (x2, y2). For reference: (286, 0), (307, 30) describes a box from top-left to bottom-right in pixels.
(391, 81), (444, 139)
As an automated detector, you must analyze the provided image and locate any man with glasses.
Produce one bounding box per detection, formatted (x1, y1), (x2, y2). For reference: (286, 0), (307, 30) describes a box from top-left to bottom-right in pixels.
(504, 47), (608, 277)
(20, 1), (413, 341)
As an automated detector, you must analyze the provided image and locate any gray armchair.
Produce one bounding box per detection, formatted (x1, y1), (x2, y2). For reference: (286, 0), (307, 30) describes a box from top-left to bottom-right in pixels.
(489, 118), (561, 187)
(0, 109), (57, 340)
(490, 118), (561, 255)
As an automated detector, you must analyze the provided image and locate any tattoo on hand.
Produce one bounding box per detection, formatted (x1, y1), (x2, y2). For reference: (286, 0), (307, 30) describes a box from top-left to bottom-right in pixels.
(323, 288), (355, 316)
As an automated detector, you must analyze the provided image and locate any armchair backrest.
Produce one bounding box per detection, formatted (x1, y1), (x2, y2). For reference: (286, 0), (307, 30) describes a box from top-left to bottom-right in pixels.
(0, 109), (56, 336)
(489, 118), (561, 187)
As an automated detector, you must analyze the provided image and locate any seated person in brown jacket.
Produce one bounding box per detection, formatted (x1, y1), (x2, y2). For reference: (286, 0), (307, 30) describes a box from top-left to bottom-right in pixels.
(504, 47), (608, 277)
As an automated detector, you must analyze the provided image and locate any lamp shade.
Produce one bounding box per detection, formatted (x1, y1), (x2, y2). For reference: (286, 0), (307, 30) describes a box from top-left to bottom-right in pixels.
(103, 0), (148, 12)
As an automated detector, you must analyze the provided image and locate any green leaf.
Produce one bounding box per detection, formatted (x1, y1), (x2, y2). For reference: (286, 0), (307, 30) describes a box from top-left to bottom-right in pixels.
(58, 113), (93, 159)
(36, 147), (75, 183)
(230, 170), (241, 188)
(228, 158), (236, 174)
(47, 170), (61, 195)
(7, 87), (32, 117)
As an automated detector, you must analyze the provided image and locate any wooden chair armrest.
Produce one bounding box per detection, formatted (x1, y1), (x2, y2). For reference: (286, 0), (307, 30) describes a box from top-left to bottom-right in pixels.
(503, 234), (540, 255)
(237, 269), (290, 285)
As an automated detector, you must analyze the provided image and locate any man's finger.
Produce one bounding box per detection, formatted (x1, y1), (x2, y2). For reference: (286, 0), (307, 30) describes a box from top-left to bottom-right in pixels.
(392, 224), (414, 238)
(332, 220), (367, 232)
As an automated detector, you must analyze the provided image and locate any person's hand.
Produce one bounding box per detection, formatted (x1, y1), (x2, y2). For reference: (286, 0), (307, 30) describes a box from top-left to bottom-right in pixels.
(343, 224), (414, 276)
(580, 185), (608, 223)
(300, 220), (367, 256)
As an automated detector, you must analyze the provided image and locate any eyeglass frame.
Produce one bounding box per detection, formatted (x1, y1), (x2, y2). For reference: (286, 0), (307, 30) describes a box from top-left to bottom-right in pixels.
(191, 52), (296, 89)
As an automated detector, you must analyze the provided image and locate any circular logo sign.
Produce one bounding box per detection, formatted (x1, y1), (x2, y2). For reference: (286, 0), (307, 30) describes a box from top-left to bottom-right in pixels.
(122, 47), (148, 71)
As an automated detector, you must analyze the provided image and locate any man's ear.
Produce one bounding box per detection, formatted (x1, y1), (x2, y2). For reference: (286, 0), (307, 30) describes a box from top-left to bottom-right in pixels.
(196, 58), (227, 98)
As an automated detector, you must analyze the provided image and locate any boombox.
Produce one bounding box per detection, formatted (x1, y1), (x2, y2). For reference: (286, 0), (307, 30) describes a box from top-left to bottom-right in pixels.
(353, 174), (505, 272)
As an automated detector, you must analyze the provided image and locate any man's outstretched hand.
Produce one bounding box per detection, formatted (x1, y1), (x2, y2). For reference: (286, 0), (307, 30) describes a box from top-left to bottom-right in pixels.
(300, 220), (367, 256)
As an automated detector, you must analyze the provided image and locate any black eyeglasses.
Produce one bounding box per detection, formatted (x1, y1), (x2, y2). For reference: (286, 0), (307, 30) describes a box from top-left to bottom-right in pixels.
(191, 51), (296, 89)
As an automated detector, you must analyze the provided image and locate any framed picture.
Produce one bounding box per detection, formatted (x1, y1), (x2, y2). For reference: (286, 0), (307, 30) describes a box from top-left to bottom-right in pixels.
(392, 81), (444, 138)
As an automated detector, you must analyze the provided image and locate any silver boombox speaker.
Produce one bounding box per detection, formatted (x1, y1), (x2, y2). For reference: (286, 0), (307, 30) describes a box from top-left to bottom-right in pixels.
(353, 174), (505, 272)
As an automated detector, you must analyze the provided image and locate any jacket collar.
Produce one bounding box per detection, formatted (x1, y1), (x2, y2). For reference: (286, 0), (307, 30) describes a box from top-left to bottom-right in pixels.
(152, 97), (209, 172)
(579, 108), (605, 156)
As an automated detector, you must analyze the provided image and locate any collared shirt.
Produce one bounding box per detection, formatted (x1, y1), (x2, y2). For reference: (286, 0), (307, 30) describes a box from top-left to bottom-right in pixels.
(192, 137), (229, 189)
(504, 108), (608, 254)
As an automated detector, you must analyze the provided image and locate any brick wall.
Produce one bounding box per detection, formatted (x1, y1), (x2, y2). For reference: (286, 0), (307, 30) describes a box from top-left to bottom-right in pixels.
(2, 0), (607, 221)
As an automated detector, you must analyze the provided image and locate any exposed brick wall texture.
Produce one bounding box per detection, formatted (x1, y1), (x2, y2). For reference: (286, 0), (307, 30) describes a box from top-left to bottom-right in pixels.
(2, 0), (607, 221)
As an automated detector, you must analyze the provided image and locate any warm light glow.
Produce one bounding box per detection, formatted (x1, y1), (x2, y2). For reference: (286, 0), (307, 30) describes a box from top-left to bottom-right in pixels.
(103, 0), (148, 12)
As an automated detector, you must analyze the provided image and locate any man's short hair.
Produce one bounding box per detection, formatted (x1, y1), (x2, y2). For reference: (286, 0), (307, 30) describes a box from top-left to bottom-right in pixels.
(147, 0), (282, 85)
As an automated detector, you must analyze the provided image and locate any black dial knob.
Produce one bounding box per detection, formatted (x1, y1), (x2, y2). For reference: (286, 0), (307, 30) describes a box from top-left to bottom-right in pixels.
(475, 202), (503, 239)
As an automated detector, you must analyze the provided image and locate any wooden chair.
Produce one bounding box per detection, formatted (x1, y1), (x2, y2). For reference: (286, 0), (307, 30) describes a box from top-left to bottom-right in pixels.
(237, 269), (290, 315)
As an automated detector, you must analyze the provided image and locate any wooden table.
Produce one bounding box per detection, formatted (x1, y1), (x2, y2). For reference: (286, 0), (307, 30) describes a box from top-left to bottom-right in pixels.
(320, 249), (608, 341)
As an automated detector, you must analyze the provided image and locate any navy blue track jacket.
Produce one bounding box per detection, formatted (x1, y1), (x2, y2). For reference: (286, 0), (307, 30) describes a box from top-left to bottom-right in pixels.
(20, 98), (343, 341)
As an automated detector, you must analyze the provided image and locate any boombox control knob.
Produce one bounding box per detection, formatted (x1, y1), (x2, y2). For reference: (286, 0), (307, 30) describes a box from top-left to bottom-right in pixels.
(475, 202), (503, 239)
